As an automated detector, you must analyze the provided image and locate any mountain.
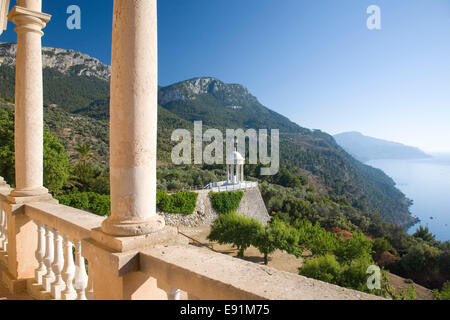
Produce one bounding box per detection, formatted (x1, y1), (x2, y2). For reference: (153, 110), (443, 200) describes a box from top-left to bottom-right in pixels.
(0, 42), (111, 80)
(158, 77), (303, 132)
(0, 42), (418, 228)
(334, 132), (431, 162)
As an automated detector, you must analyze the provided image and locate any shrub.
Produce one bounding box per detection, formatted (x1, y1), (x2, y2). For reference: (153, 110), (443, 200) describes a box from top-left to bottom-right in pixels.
(372, 238), (393, 255)
(400, 242), (441, 273)
(209, 191), (244, 214)
(334, 232), (373, 264)
(208, 212), (263, 258)
(433, 281), (450, 300)
(294, 220), (338, 256)
(56, 192), (110, 216)
(339, 255), (374, 292)
(300, 253), (376, 294)
(156, 190), (198, 215)
(300, 254), (342, 284)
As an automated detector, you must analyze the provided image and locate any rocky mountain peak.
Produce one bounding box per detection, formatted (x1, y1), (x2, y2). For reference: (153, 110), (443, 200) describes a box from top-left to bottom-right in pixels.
(0, 42), (111, 81)
(158, 76), (257, 106)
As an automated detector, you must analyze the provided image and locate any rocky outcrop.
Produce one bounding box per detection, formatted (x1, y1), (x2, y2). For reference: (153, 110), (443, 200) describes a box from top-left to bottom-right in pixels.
(158, 77), (258, 106)
(0, 42), (111, 80)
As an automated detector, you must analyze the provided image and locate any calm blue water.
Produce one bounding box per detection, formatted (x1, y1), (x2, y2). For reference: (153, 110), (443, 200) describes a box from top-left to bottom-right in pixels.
(367, 154), (450, 242)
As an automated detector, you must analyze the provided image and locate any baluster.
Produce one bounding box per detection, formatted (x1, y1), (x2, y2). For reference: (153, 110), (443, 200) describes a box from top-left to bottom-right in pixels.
(2, 212), (7, 252)
(51, 230), (65, 299)
(61, 236), (76, 300)
(86, 260), (94, 300)
(169, 288), (182, 300)
(74, 240), (88, 300)
(42, 226), (55, 292)
(34, 221), (47, 285)
(0, 208), (4, 249)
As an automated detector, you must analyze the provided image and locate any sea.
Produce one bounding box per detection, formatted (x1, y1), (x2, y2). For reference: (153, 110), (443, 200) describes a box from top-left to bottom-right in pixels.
(367, 153), (450, 242)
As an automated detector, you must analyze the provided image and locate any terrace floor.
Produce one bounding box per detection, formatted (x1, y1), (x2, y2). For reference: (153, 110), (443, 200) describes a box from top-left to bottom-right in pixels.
(0, 282), (33, 300)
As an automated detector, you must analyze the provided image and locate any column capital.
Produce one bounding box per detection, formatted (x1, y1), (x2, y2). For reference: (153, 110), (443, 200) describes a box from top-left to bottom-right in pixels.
(8, 6), (51, 35)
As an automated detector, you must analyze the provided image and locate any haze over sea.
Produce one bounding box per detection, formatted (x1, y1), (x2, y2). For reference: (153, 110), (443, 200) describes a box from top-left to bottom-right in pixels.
(367, 153), (450, 242)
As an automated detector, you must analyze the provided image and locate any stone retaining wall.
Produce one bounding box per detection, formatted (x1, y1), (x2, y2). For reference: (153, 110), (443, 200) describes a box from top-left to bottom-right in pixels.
(159, 187), (270, 227)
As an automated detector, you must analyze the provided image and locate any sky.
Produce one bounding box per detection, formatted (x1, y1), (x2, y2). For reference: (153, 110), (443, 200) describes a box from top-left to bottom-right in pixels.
(1, 0), (450, 152)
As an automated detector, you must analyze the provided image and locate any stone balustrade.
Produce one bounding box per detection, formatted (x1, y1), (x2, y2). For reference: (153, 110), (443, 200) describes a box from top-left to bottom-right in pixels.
(205, 181), (259, 193)
(0, 199), (9, 265)
(24, 202), (104, 300)
(0, 184), (11, 268)
(0, 186), (104, 300)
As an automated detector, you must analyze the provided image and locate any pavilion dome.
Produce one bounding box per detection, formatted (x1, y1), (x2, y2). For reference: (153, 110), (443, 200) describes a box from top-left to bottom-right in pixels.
(227, 150), (245, 164)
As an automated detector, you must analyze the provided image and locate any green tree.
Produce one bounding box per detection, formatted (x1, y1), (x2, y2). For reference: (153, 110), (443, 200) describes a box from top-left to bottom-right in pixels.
(208, 212), (263, 258)
(0, 108), (15, 184)
(75, 143), (94, 165)
(413, 226), (436, 243)
(43, 128), (71, 194)
(256, 218), (302, 265)
(295, 220), (337, 256)
(334, 232), (373, 264)
(0, 108), (70, 194)
(71, 163), (98, 192)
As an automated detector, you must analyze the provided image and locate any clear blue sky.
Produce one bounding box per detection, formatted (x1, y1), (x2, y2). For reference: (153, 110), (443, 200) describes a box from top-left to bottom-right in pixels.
(2, 0), (450, 152)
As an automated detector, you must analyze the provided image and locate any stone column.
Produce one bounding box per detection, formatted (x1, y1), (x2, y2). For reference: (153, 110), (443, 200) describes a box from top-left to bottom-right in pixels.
(241, 164), (244, 182)
(0, 1), (53, 294)
(102, 0), (164, 237)
(8, 2), (50, 198)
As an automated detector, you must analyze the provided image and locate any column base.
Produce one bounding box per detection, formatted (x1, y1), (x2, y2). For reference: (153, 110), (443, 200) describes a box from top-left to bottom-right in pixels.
(9, 186), (50, 197)
(101, 215), (165, 237)
(7, 187), (55, 205)
(91, 225), (186, 252)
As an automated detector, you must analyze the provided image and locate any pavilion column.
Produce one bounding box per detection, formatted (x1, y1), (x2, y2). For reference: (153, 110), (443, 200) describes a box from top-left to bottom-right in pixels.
(241, 164), (244, 182)
(230, 165), (234, 184)
(236, 164), (240, 184)
(8, 2), (51, 198)
(101, 0), (164, 237)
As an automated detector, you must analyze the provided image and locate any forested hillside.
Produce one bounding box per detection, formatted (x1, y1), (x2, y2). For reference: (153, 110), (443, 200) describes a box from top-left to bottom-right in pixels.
(334, 131), (431, 161)
(0, 42), (417, 228)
